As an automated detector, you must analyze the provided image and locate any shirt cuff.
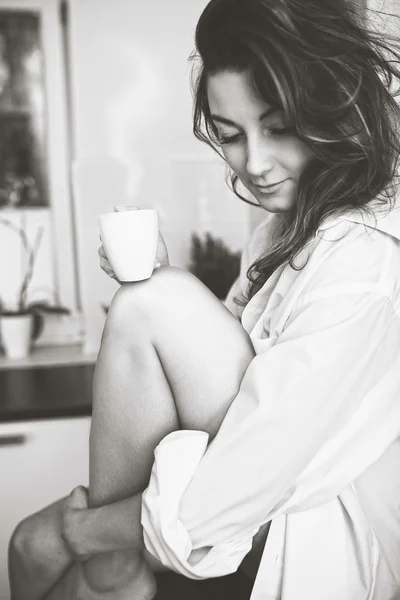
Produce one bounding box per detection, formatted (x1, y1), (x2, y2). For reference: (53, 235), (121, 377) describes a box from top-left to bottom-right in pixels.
(141, 430), (256, 579)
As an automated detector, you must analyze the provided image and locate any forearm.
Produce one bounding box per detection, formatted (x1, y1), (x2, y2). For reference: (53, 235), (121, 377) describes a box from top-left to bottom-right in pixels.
(64, 492), (145, 558)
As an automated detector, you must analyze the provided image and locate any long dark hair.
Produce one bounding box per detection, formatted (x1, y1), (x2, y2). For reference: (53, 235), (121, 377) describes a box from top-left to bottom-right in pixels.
(190, 0), (400, 305)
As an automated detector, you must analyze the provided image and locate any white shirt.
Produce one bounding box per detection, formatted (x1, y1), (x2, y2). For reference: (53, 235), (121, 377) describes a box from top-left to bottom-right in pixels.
(141, 199), (400, 600)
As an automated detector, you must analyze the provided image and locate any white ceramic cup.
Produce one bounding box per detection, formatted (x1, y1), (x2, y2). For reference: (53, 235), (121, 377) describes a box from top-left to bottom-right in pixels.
(98, 208), (159, 282)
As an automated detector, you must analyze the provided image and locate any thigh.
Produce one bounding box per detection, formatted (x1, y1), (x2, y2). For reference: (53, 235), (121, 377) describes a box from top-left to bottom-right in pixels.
(118, 267), (256, 439)
(141, 269), (268, 578)
(90, 267), (254, 504)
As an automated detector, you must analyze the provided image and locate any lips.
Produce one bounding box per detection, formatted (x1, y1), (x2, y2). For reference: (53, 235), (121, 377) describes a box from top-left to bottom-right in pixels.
(254, 179), (287, 193)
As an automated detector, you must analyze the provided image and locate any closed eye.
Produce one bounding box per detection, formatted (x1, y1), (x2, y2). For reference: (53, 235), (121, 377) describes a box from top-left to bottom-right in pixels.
(216, 125), (292, 145)
(217, 133), (243, 145)
(269, 127), (291, 135)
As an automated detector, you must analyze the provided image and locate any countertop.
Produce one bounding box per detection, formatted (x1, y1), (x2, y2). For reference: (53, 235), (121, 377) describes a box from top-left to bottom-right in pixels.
(0, 362), (95, 422)
(0, 343), (98, 370)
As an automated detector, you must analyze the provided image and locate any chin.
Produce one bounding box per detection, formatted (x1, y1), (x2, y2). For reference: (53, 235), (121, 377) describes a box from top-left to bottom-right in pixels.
(256, 195), (294, 214)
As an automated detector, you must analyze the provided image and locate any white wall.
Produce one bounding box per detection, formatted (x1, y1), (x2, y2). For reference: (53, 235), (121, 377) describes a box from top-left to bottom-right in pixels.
(68, 0), (257, 353)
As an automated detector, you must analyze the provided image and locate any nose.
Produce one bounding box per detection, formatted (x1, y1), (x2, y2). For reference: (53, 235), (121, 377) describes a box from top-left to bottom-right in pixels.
(246, 137), (275, 179)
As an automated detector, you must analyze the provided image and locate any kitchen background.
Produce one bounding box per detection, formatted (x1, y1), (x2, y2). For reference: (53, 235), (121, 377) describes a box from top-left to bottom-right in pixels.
(0, 0), (265, 363)
(0, 0), (397, 598)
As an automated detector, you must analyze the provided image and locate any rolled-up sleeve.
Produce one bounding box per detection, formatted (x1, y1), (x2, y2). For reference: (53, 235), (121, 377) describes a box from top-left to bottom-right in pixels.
(141, 283), (400, 578)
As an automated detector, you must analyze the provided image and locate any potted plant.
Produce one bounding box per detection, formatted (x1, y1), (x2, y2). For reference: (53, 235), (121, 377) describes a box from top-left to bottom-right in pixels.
(0, 216), (70, 359)
(188, 232), (241, 300)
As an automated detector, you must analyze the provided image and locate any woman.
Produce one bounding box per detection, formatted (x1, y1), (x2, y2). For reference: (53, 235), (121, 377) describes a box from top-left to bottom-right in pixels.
(9, 0), (400, 599)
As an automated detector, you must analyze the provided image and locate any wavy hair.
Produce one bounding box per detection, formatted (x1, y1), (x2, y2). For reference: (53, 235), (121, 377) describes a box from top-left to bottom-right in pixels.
(189, 0), (400, 305)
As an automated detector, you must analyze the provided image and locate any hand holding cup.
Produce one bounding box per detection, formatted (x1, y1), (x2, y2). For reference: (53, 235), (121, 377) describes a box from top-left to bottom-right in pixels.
(98, 206), (169, 282)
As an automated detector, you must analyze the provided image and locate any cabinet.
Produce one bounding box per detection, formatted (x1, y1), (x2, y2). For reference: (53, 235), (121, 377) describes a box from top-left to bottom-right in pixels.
(0, 416), (90, 600)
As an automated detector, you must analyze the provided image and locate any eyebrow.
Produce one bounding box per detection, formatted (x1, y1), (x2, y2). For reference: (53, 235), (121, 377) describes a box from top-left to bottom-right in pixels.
(210, 108), (278, 127)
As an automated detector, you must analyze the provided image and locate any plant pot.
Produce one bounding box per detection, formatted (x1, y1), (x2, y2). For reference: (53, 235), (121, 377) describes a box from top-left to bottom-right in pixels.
(0, 313), (33, 359)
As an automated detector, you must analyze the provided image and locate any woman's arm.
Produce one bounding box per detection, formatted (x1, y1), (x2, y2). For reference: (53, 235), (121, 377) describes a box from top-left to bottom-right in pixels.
(142, 291), (400, 578)
(140, 226), (400, 579)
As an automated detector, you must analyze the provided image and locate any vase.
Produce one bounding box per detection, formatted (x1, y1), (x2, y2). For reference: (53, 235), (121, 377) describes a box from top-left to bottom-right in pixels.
(0, 313), (33, 359)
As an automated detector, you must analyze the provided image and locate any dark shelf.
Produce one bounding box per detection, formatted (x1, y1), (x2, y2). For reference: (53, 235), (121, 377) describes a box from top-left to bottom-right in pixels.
(0, 108), (31, 115)
(0, 363), (95, 422)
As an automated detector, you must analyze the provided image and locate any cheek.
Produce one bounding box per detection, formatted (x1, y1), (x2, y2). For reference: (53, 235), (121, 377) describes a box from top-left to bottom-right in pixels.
(287, 139), (313, 173)
(220, 147), (246, 175)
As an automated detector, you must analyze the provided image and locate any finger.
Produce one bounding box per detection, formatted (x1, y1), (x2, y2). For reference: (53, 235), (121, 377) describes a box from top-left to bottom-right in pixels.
(100, 262), (116, 278)
(113, 205), (140, 212)
(70, 485), (88, 499)
(99, 257), (111, 270)
(69, 486), (89, 509)
(78, 485), (89, 503)
(104, 267), (116, 279)
(102, 266), (117, 279)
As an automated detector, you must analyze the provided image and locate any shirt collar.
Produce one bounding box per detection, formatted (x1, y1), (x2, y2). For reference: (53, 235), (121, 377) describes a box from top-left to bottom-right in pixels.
(318, 197), (400, 241)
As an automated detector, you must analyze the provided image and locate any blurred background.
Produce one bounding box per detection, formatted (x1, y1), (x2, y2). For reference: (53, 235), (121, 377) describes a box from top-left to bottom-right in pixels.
(0, 0), (396, 597)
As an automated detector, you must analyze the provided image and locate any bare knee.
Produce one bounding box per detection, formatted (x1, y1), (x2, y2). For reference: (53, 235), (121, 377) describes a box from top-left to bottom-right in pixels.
(9, 515), (46, 574)
(9, 519), (28, 563)
(106, 266), (222, 339)
(111, 266), (207, 310)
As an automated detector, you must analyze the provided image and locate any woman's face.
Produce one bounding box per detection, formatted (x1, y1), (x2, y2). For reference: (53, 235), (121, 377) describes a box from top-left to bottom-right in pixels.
(206, 70), (313, 213)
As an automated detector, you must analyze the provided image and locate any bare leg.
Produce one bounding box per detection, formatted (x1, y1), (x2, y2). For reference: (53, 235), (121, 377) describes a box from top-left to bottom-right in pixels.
(83, 266), (256, 593)
(9, 267), (256, 599)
